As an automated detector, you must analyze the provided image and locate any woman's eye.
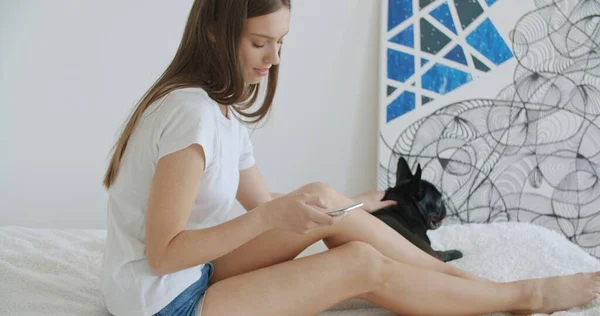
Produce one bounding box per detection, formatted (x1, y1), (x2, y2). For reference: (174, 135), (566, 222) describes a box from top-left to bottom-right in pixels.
(253, 43), (265, 48)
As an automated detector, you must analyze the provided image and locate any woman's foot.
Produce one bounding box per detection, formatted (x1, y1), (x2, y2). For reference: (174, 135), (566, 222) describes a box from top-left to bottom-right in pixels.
(519, 272), (600, 314)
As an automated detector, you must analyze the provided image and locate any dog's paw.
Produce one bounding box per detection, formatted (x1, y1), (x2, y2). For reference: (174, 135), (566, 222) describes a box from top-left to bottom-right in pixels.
(436, 250), (463, 262)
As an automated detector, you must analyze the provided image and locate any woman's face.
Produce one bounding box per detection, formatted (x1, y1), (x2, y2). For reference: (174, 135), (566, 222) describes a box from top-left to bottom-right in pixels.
(239, 7), (290, 84)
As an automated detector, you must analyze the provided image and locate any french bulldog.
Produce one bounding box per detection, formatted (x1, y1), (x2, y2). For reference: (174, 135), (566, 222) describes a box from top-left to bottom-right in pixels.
(371, 157), (463, 262)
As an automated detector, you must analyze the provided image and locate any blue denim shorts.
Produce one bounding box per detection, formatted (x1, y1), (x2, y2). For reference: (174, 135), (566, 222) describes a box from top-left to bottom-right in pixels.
(155, 262), (214, 316)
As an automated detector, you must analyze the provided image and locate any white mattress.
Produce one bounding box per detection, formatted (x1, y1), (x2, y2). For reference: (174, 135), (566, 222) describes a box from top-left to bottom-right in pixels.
(0, 222), (598, 316)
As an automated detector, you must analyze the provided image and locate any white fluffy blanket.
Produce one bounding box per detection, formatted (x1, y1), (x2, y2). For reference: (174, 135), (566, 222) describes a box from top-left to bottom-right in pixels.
(0, 227), (107, 316)
(0, 223), (598, 316)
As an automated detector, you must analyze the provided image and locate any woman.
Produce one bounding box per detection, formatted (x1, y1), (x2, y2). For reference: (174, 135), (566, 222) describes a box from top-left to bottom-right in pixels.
(100, 0), (600, 315)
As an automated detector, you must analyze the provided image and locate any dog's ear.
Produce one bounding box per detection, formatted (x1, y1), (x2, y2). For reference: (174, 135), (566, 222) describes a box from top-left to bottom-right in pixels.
(414, 163), (422, 181)
(408, 163), (422, 192)
(396, 157), (413, 186)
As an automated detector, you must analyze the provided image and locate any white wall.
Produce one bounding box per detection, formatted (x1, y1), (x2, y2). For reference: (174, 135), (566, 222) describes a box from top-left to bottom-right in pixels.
(0, 0), (381, 229)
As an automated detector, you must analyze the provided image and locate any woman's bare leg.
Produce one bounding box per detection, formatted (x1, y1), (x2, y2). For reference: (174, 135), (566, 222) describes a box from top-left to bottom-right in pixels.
(211, 182), (480, 283)
(203, 241), (600, 316)
(322, 199), (483, 281)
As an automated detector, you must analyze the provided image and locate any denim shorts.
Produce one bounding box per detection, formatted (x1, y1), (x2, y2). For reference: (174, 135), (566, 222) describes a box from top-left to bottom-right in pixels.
(154, 262), (214, 316)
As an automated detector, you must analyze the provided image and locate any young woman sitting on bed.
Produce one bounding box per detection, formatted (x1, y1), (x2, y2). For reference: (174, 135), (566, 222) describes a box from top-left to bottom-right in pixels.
(100, 0), (600, 315)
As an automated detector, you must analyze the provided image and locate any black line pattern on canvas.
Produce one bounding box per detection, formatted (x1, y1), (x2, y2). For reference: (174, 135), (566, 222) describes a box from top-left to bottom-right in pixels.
(379, 0), (600, 257)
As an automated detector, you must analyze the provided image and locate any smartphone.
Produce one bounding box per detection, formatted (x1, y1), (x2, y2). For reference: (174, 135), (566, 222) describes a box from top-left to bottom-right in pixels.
(326, 202), (364, 217)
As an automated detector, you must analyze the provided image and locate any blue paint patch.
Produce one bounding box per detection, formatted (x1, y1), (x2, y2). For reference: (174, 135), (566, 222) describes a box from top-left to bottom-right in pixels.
(384, 0), (510, 120)
(387, 90), (416, 122)
(387, 49), (415, 83)
(390, 24), (414, 48)
(421, 63), (473, 94)
(466, 18), (514, 65)
(429, 2), (457, 34)
(444, 45), (468, 65)
(388, 0), (413, 31)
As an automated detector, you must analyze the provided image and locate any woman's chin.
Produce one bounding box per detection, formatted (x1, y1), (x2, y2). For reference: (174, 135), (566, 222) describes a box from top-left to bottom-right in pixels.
(245, 75), (264, 85)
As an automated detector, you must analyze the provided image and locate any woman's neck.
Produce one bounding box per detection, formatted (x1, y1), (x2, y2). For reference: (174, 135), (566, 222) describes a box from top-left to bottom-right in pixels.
(218, 104), (229, 119)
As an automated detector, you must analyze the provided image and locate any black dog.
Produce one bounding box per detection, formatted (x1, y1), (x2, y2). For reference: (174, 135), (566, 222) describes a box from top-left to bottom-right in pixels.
(371, 157), (463, 262)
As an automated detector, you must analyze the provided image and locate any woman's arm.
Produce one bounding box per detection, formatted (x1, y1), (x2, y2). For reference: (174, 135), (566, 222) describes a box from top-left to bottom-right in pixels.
(235, 166), (393, 213)
(236, 165), (284, 211)
(145, 144), (272, 276)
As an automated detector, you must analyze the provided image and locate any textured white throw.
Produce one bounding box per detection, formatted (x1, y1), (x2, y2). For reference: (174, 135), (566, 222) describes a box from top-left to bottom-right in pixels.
(0, 223), (598, 316)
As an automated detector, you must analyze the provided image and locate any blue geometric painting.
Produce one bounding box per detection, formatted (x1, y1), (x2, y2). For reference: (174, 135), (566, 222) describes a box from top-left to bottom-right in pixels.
(385, 0), (512, 122)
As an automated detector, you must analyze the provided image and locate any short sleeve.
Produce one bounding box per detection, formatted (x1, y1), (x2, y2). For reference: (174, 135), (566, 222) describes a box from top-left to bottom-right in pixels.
(238, 125), (255, 170)
(155, 93), (217, 170)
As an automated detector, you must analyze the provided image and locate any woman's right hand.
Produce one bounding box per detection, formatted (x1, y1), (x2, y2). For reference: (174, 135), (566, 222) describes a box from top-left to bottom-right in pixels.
(258, 193), (339, 234)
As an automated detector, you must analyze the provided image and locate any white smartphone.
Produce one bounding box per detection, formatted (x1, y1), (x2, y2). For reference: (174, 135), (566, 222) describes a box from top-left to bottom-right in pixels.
(326, 202), (364, 217)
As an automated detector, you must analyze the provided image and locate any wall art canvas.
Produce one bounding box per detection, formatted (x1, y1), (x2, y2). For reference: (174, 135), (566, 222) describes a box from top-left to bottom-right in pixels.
(378, 0), (600, 257)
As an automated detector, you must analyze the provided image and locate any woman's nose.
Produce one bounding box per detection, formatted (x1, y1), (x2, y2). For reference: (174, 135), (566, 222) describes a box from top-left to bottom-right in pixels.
(265, 46), (281, 65)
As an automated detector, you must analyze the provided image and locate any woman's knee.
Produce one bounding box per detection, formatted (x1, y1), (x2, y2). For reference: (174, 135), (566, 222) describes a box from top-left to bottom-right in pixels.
(336, 241), (388, 288)
(292, 182), (354, 213)
(295, 182), (338, 199)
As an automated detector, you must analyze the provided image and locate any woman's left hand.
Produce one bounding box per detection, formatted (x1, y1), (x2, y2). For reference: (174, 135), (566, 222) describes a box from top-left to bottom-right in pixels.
(352, 190), (397, 213)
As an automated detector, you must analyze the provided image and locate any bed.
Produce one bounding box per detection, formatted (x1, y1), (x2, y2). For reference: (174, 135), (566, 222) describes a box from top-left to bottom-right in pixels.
(1, 222), (598, 316)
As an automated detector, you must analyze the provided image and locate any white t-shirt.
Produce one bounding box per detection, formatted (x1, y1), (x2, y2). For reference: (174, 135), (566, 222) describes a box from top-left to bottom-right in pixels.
(100, 87), (255, 316)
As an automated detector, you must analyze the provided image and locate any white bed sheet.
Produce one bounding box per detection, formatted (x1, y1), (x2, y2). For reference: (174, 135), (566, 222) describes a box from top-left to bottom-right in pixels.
(0, 222), (598, 316)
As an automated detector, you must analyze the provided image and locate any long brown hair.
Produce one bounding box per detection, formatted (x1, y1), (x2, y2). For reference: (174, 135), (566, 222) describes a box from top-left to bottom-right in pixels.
(103, 0), (291, 189)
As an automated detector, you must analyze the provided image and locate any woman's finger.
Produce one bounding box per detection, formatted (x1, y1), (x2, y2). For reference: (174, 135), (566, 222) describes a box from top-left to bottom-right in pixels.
(303, 194), (328, 209)
(307, 207), (334, 226)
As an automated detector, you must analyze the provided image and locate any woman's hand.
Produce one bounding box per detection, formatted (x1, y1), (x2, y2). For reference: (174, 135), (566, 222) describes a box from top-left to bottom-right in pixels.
(257, 193), (340, 234)
(352, 190), (397, 213)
